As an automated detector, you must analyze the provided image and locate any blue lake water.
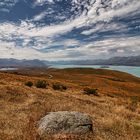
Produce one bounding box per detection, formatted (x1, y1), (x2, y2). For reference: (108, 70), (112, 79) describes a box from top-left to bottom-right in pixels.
(50, 65), (140, 78)
(0, 68), (18, 71)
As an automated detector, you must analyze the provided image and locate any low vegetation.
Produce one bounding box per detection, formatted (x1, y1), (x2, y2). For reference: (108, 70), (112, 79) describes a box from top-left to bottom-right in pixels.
(83, 88), (99, 96)
(25, 81), (33, 87)
(0, 68), (140, 140)
(35, 80), (48, 88)
(52, 83), (67, 91)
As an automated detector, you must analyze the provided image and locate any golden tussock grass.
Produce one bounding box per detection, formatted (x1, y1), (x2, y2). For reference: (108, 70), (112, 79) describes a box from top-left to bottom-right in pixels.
(0, 68), (140, 140)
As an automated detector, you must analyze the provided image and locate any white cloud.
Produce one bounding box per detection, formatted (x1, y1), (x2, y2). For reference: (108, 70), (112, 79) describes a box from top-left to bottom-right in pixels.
(0, 0), (140, 60)
(0, 0), (18, 12)
(34, 0), (54, 5)
(20, 0), (140, 38)
(81, 23), (127, 35)
(33, 11), (47, 21)
(0, 35), (140, 61)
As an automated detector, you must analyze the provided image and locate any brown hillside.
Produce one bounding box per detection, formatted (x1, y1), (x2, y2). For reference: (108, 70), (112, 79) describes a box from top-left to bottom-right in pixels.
(0, 68), (140, 140)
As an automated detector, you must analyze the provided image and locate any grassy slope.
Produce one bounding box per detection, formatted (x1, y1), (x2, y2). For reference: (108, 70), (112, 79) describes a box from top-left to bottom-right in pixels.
(0, 68), (140, 140)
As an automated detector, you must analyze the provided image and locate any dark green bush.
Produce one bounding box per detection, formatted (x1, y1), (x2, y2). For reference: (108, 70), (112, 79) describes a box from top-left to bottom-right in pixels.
(62, 85), (67, 90)
(52, 84), (61, 90)
(52, 83), (67, 91)
(83, 88), (99, 96)
(25, 81), (33, 87)
(35, 80), (47, 89)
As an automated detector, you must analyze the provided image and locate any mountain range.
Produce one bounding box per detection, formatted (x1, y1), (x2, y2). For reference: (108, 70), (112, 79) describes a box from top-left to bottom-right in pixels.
(55, 55), (140, 66)
(0, 59), (46, 68)
(0, 55), (139, 68)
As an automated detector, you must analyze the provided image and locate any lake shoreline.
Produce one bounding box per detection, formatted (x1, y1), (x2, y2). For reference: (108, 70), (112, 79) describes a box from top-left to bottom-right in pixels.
(50, 65), (140, 78)
(0, 65), (140, 78)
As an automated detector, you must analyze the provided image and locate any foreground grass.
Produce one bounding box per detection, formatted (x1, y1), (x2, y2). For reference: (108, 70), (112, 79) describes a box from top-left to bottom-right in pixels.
(0, 68), (140, 140)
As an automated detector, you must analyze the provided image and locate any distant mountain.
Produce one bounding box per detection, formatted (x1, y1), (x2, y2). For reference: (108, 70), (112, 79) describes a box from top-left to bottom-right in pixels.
(47, 55), (140, 66)
(0, 55), (139, 68)
(95, 55), (140, 66)
(0, 59), (47, 68)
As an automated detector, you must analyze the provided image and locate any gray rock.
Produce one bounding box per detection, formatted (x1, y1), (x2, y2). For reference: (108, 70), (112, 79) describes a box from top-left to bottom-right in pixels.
(37, 111), (93, 136)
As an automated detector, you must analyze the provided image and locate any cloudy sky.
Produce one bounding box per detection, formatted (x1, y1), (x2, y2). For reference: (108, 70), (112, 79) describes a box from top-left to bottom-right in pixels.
(0, 0), (140, 60)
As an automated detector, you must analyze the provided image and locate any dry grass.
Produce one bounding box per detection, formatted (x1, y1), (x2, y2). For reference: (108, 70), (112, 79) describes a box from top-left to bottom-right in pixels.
(0, 68), (140, 140)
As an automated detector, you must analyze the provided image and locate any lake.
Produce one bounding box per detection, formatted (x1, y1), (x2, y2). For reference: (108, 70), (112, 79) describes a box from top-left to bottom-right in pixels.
(0, 68), (18, 71)
(0, 66), (139, 78)
(50, 65), (140, 78)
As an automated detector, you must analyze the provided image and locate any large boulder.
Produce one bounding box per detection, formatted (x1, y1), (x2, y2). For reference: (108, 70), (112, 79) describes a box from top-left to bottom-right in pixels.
(37, 111), (93, 136)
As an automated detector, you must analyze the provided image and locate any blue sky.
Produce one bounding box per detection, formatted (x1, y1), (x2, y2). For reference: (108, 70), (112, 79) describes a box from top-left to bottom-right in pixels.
(0, 0), (140, 60)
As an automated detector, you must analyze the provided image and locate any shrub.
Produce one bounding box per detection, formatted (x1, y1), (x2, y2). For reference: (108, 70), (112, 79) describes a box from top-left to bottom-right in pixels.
(62, 85), (67, 90)
(52, 83), (67, 91)
(25, 81), (33, 87)
(35, 80), (47, 89)
(52, 84), (61, 90)
(83, 88), (99, 96)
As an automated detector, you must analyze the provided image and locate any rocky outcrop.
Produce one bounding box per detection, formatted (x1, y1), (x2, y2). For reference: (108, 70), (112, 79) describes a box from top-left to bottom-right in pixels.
(37, 111), (93, 137)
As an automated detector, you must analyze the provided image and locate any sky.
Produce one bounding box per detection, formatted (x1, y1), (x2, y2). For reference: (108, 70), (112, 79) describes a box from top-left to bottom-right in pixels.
(0, 0), (140, 61)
